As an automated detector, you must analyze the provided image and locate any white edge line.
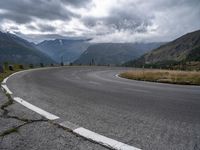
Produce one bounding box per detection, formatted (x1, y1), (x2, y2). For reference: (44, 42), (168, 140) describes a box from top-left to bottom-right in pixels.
(115, 73), (127, 80)
(1, 67), (58, 84)
(13, 97), (59, 120)
(2, 68), (141, 150)
(1, 84), (13, 94)
(115, 73), (132, 81)
(2, 77), (9, 84)
(115, 74), (120, 78)
(73, 127), (141, 150)
(2, 70), (31, 84)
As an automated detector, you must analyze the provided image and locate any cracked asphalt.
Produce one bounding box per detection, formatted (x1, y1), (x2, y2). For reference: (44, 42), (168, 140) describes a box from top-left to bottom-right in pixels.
(3, 66), (200, 150)
(0, 90), (108, 150)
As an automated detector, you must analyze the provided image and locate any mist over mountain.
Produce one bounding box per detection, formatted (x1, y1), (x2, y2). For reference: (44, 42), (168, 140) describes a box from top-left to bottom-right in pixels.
(124, 30), (200, 69)
(36, 39), (91, 64)
(74, 43), (164, 65)
(0, 31), (55, 65)
(1, 29), (199, 69)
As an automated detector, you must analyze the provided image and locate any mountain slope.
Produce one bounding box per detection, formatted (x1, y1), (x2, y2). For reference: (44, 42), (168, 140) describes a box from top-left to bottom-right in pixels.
(124, 30), (200, 68)
(36, 39), (91, 63)
(73, 43), (163, 65)
(0, 31), (55, 65)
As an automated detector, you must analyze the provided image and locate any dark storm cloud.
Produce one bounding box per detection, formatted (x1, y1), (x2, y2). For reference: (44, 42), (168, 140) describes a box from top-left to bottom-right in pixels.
(83, 0), (200, 42)
(37, 24), (57, 32)
(0, 0), (78, 24)
(8, 26), (19, 31)
(25, 24), (56, 32)
(0, 0), (199, 42)
(60, 0), (92, 7)
(39, 24), (56, 32)
(26, 25), (38, 30)
(0, 12), (32, 24)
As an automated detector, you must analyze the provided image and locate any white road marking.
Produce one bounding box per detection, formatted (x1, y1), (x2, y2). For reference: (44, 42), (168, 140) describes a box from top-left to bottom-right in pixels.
(1, 85), (13, 94)
(13, 97), (59, 120)
(2, 67), (58, 84)
(115, 73), (130, 80)
(2, 77), (9, 84)
(115, 74), (120, 78)
(73, 127), (141, 150)
(59, 121), (79, 131)
(2, 68), (141, 150)
(2, 70), (29, 84)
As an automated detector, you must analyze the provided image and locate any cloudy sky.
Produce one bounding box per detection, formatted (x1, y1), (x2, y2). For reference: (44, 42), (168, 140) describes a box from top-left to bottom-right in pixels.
(0, 0), (200, 43)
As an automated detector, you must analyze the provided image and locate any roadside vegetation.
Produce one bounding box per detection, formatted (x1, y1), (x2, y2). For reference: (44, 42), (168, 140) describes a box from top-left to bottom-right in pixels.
(0, 62), (63, 82)
(120, 69), (200, 85)
(0, 64), (24, 82)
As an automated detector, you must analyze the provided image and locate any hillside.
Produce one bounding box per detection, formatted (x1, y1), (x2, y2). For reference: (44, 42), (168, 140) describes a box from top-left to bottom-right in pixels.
(73, 43), (163, 65)
(0, 31), (55, 65)
(124, 30), (200, 69)
(36, 39), (91, 63)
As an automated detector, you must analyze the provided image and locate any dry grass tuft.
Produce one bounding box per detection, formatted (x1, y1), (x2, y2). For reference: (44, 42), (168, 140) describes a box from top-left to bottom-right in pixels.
(0, 70), (19, 82)
(120, 69), (200, 85)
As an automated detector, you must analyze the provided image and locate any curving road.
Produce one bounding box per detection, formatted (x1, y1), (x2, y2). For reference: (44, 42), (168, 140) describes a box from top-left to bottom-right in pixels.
(6, 66), (200, 150)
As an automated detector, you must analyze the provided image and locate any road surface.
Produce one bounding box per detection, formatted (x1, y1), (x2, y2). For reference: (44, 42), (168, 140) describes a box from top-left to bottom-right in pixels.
(6, 66), (200, 150)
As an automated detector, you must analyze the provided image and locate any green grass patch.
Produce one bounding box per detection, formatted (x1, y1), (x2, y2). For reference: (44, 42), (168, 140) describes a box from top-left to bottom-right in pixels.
(0, 127), (18, 136)
(0, 96), (13, 110)
(120, 69), (200, 85)
(0, 69), (23, 82)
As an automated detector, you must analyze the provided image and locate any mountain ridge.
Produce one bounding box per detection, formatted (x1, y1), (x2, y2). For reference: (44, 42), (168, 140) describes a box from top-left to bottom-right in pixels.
(0, 31), (55, 65)
(36, 39), (91, 63)
(74, 42), (164, 65)
(124, 30), (200, 69)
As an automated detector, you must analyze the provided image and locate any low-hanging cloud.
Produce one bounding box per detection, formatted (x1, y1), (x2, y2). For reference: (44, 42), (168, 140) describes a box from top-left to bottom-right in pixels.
(0, 0), (199, 43)
(82, 4), (153, 36)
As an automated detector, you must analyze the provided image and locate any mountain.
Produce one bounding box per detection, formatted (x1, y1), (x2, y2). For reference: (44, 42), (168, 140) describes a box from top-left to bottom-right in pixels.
(124, 30), (200, 69)
(0, 31), (55, 65)
(36, 39), (91, 64)
(73, 43), (163, 65)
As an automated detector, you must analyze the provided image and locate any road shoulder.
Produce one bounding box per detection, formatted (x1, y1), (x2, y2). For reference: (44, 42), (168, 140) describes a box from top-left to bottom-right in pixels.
(0, 90), (108, 150)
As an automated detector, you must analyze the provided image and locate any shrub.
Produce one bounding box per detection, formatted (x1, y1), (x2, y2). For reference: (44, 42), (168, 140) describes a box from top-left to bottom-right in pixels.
(0, 65), (3, 73)
(4, 62), (8, 70)
(19, 64), (24, 69)
(8, 65), (14, 71)
(40, 63), (44, 67)
(29, 64), (34, 68)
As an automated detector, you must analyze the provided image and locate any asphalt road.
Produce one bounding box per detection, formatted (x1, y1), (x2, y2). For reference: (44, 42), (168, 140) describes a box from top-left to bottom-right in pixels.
(0, 90), (108, 150)
(6, 66), (200, 150)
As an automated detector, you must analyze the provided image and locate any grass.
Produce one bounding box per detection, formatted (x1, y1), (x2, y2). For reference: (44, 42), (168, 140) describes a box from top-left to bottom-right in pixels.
(120, 69), (200, 85)
(0, 69), (22, 82)
(0, 94), (13, 110)
(0, 127), (18, 136)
